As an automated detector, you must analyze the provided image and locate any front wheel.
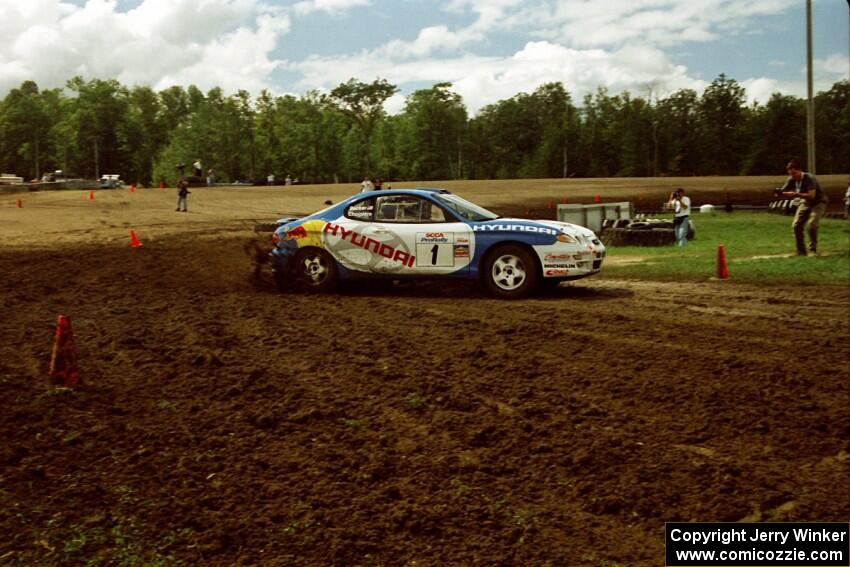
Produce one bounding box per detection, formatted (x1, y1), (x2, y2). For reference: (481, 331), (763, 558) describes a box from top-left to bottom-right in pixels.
(293, 248), (338, 293)
(483, 244), (539, 299)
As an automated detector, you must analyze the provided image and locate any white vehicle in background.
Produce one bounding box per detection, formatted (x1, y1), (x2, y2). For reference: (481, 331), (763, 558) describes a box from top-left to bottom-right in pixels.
(99, 174), (124, 189)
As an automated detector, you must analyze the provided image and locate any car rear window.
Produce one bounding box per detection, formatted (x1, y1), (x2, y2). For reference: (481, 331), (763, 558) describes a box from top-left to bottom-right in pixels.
(346, 199), (374, 221)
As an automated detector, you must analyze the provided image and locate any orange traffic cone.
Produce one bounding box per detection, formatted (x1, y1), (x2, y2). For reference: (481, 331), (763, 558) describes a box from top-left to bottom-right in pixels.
(594, 194), (601, 204)
(716, 244), (729, 279)
(88, 191), (95, 201)
(16, 197), (22, 208)
(129, 184), (135, 193)
(129, 229), (143, 248)
(159, 181), (164, 189)
(49, 315), (80, 387)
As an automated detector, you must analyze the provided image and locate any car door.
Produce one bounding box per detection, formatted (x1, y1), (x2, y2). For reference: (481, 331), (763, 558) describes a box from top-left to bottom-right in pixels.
(372, 194), (473, 276)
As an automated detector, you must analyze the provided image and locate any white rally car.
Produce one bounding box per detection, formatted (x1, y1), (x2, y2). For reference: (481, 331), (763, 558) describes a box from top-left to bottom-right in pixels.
(269, 189), (605, 298)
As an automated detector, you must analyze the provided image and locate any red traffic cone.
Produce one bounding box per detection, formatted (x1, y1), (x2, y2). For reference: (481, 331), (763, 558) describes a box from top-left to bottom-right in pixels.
(129, 229), (143, 248)
(16, 197), (22, 208)
(159, 181), (165, 189)
(129, 184), (135, 193)
(88, 191), (95, 201)
(49, 315), (80, 387)
(594, 194), (601, 204)
(716, 244), (729, 279)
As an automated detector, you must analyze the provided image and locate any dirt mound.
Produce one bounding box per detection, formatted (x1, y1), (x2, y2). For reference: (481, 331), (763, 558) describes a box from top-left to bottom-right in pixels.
(1, 229), (848, 565)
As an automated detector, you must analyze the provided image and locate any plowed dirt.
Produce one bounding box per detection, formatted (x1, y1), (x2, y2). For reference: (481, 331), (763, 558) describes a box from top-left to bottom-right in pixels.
(1, 181), (848, 566)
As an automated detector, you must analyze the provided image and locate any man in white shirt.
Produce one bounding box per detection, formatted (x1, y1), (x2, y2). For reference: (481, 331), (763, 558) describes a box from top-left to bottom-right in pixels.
(360, 176), (374, 193)
(668, 188), (691, 247)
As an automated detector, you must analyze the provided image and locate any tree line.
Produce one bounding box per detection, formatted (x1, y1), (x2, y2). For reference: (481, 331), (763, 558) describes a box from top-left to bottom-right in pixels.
(1, 75), (847, 186)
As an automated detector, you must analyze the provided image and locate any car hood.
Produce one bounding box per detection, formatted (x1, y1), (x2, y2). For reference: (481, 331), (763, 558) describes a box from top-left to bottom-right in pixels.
(492, 218), (598, 239)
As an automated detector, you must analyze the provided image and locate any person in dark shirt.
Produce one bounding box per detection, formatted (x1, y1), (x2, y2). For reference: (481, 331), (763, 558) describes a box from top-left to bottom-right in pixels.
(778, 159), (827, 256)
(176, 179), (190, 212)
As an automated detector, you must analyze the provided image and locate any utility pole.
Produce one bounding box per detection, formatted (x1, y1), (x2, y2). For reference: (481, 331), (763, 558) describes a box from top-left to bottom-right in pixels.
(806, 0), (816, 173)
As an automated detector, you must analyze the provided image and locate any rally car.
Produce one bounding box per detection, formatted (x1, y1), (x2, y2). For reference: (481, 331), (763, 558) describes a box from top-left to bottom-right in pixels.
(269, 189), (605, 298)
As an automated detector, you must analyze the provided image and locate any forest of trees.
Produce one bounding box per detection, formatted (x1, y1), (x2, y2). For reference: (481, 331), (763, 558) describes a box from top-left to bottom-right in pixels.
(0, 75), (847, 186)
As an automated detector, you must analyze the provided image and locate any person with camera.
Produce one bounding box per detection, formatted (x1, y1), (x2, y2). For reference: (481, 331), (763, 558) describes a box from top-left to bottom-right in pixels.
(777, 159), (827, 256)
(667, 188), (690, 247)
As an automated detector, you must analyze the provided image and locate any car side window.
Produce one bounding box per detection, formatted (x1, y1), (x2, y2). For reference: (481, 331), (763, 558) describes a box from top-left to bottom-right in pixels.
(375, 195), (448, 223)
(345, 198), (374, 221)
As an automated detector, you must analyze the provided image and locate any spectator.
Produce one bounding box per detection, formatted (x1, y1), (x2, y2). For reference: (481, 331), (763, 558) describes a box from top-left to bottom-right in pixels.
(207, 169), (215, 187)
(374, 178), (383, 190)
(285, 175), (292, 186)
(360, 176), (374, 193)
(176, 179), (190, 212)
(844, 177), (850, 220)
(176, 162), (185, 177)
(267, 173), (275, 185)
(193, 159), (202, 177)
(667, 188), (690, 247)
(778, 159), (828, 256)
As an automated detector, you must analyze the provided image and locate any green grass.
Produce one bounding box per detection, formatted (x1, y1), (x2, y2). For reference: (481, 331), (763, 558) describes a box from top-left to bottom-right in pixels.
(602, 213), (850, 285)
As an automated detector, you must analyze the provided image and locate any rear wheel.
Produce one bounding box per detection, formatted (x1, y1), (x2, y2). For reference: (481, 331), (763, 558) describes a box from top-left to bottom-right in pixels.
(483, 244), (539, 299)
(293, 248), (338, 293)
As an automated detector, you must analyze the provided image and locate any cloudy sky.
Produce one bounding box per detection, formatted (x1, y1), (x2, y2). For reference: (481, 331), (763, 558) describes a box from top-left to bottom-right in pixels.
(1, 0), (848, 114)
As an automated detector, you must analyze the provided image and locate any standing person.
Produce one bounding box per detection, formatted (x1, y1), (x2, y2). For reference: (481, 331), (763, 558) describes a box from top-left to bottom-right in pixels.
(778, 159), (828, 256)
(176, 162), (185, 178)
(193, 159), (202, 177)
(207, 169), (215, 187)
(667, 188), (690, 247)
(374, 178), (383, 190)
(360, 176), (374, 193)
(176, 179), (190, 212)
(267, 173), (275, 185)
(844, 177), (850, 220)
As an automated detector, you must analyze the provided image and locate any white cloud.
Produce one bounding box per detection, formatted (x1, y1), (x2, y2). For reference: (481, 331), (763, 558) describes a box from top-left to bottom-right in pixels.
(0, 0), (289, 95)
(0, 0), (839, 118)
(740, 74), (842, 106)
(294, 40), (709, 114)
(503, 0), (799, 48)
(293, 0), (369, 17)
(813, 54), (849, 79)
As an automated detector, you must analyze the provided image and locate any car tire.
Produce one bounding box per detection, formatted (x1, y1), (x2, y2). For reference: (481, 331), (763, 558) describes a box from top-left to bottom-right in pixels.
(483, 244), (539, 299)
(293, 248), (338, 293)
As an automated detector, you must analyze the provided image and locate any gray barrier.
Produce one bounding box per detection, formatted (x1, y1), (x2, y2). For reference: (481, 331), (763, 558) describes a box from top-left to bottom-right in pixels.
(557, 202), (633, 232)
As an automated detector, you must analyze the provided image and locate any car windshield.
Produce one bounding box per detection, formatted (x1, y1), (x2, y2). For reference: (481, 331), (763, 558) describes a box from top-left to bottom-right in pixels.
(431, 193), (499, 222)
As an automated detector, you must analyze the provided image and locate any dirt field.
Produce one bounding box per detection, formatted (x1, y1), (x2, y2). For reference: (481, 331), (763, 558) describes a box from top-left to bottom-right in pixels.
(1, 179), (848, 566)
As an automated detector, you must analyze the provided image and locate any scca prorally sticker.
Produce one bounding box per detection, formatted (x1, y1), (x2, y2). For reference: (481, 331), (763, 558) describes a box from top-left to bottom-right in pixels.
(417, 232), (454, 244)
(473, 224), (558, 235)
